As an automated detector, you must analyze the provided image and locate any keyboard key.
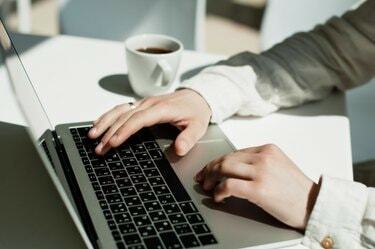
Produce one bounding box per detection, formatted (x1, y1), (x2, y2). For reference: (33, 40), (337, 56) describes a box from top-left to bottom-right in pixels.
(179, 202), (198, 214)
(112, 230), (122, 241)
(106, 193), (122, 204)
(126, 166), (142, 175)
(186, 213), (204, 224)
(144, 141), (159, 150)
(139, 160), (155, 170)
(149, 210), (167, 222)
(158, 194), (175, 205)
(134, 183), (152, 193)
(168, 213), (186, 224)
(148, 149), (163, 160)
(174, 223), (192, 235)
(138, 225), (156, 237)
(133, 215), (151, 226)
(112, 170), (128, 179)
(107, 219), (117, 231)
(163, 203), (181, 214)
(198, 234), (218, 245)
(154, 159), (190, 202)
(135, 152), (150, 161)
(143, 236), (163, 249)
(116, 178), (132, 188)
(120, 186), (137, 197)
(99, 200), (109, 210)
(148, 176), (164, 186)
(85, 165), (93, 173)
(130, 174), (147, 184)
(114, 212), (131, 224)
(91, 159), (106, 168)
(128, 245), (145, 249)
(159, 231), (183, 249)
(131, 144), (146, 153)
(110, 203), (127, 213)
(123, 233), (141, 245)
(116, 242), (126, 249)
(98, 176), (114, 185)
(192, 223), (210, 234)
(153, 185), (170, 195)
(118, 223), (137, 234)
(88, 173), (97, 182)
(144, 201), (162, 212)
(108, 161), (124, 171)
(94, 168), (110, 177)
(91, 181), (100, 191)
(103, 210), (112, 219)
(129, 205), (146, 216)
(139, 192), (156, 202)
(102, 184), (118, 195)
(95, 190), (105, 200)
(118, 148), (133, 158)
(143, 168), (160, 177)
(122, 157), (137, 167)
(105, 153), (120, 163)
(77, 127), (90, 136)
(81, 157), (90, 165)
(180, 234), (200, 248)
(124, 196), (142, 206)
(154, 221), (172, 232)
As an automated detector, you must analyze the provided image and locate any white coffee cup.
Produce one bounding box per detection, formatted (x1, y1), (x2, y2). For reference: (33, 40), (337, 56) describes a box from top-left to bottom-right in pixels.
(125, 34), (183, 97)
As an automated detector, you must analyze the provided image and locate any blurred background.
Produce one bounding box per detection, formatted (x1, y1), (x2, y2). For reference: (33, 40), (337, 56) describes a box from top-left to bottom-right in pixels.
(0, 0), (374, 182)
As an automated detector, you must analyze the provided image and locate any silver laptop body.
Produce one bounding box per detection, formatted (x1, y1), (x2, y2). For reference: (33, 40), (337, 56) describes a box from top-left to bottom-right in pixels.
(0, 19), (302, 249)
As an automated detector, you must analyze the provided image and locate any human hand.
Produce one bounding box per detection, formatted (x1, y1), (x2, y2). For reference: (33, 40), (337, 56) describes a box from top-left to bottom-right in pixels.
(195, 144), (320, 229)
(88, 89), (212, 156)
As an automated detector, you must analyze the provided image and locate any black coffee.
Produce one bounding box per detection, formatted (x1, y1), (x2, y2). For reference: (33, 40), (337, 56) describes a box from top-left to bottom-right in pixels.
(137, 47), (173, 54)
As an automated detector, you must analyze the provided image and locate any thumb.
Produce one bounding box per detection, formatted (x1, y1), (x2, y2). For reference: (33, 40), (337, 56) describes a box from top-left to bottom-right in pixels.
(175, 122), (205, 156)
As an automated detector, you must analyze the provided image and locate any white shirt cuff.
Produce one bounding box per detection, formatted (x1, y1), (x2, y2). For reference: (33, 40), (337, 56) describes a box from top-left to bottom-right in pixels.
(303, 175), (368, 248)
(179, 65), (278, 123)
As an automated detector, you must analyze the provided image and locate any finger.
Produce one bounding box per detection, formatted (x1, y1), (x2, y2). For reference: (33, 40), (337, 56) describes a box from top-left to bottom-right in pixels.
(195, 150), (253, 183)
(100, 109), (139, 145)
(95, 141), (112, 155)
(174, 122), (206, 156)
(202, 161), (256, 191)
(109, 104), (174, 147)
(89, 104), (130, 139)
(213, 178), (256, 203)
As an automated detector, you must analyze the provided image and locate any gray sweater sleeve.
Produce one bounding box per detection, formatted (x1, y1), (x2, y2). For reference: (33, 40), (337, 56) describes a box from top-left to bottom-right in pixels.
(217, 0), (375, 108)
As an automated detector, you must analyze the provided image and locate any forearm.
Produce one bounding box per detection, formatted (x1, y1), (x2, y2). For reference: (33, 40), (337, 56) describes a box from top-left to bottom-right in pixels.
(181, 1), (375, 123)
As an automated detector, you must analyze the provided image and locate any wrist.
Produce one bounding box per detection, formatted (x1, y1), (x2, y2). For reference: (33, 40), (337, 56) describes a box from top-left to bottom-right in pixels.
(302, 179), (321, 229)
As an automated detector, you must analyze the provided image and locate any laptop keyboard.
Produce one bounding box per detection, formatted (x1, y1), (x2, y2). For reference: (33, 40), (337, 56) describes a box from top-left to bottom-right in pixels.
(70, 126), (218, 249)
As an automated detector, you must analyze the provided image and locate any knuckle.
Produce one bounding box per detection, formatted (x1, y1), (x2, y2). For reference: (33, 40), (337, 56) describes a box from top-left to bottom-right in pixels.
(219, 160), (232, 173)
(262, 143), (279, 153)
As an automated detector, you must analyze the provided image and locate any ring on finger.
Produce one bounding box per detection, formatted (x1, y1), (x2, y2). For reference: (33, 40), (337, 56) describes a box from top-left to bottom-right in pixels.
(128, 101), (137, 110)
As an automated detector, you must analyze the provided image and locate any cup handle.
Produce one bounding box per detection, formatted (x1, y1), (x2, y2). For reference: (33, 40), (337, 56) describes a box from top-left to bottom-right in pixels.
(156, 60), (173, 87)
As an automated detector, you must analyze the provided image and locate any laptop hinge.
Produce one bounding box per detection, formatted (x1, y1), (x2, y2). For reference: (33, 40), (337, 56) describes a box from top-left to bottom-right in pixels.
(52, 131), (100, 249)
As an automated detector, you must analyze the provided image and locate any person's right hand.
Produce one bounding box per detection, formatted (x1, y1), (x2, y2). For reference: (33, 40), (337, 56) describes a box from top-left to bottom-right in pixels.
(88, 89), (212, 156)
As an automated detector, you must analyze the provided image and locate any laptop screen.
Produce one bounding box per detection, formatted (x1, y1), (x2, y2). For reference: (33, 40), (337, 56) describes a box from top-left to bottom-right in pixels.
(0, 19), (53, 139)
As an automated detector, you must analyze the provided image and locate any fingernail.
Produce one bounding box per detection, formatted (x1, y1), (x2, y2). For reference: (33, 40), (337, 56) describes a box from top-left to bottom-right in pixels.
(89, 128), (96, 136)
(178, 140), (188, 155)
(96, 142), (103, 152)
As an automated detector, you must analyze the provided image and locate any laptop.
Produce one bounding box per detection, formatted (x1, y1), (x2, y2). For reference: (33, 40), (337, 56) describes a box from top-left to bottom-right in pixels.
(0, 19), (302, 249)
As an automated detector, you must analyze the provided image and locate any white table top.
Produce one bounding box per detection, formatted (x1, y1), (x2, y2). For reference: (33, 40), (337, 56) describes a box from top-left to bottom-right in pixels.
(0, 34), (353, 249)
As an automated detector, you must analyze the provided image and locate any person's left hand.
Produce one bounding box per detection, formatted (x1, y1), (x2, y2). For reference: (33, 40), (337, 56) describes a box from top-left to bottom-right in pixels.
(195, 144), (320, 230)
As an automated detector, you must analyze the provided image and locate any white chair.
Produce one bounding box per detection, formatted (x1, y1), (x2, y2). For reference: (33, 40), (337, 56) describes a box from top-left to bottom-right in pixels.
(260, 0), (375, 164)
(58, 0), (206, 51)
